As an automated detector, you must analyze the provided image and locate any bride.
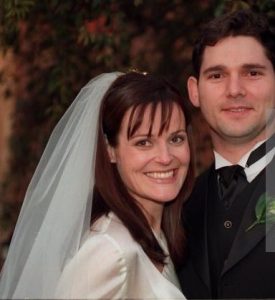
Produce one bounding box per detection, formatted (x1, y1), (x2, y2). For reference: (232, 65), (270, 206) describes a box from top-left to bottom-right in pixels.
(0, 71), (193, 299)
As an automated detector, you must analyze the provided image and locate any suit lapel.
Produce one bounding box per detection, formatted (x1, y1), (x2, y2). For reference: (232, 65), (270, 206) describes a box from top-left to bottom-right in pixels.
(191, 197), (210, 290)
(221, 173), (265, 275)
(222, 157), (275, 275)
(189, 167), (214, 291)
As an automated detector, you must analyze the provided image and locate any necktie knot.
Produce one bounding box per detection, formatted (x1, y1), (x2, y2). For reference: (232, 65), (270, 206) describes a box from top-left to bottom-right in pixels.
(217, 165), (247, 205)
(217, 165), (246, 188)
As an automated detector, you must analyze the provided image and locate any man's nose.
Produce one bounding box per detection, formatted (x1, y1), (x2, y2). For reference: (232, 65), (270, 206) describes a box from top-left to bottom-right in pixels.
(226, 74), (246, 98)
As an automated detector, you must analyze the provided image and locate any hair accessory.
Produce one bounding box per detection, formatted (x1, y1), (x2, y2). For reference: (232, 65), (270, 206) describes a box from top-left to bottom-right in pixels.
(128, 67), (148, 75)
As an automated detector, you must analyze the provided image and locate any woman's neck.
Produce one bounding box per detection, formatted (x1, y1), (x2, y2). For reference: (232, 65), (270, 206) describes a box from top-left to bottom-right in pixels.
(136, 200), (164, 235)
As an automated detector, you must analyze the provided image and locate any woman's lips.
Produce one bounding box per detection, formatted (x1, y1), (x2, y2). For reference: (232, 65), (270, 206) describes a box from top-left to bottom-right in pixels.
(145, 169), (178, 183)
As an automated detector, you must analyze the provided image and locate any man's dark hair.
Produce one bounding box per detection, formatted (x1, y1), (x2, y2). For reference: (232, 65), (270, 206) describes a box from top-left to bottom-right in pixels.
(192, 9), (275, 78)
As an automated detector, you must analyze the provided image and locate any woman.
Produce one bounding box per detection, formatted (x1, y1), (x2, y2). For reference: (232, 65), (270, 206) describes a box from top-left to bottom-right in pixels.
(0, 71), (193, 299)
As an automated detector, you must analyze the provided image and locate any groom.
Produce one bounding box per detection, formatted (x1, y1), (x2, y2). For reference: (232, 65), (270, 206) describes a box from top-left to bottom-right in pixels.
(178, 9), (275, 299)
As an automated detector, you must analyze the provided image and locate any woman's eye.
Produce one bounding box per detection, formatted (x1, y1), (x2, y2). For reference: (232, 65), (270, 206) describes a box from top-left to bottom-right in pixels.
(170, 135), (185, 144)
(135, 139), (151, 147)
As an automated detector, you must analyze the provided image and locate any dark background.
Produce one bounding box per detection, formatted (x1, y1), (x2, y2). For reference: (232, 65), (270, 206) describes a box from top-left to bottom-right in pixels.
(0, 0), (274, 268)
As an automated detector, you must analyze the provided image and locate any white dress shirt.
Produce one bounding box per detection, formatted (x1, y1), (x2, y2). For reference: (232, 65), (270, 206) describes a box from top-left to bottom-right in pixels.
(214, 140), (275, 182)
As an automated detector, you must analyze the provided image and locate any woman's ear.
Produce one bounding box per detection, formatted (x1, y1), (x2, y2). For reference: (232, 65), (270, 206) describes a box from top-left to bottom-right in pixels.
(187, 76), (200, 107)
(107, 145), (117, 163)
(105, 136), (117, 163)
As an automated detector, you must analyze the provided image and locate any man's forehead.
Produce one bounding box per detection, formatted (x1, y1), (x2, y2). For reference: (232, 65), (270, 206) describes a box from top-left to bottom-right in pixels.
(200, 36), (271, 70)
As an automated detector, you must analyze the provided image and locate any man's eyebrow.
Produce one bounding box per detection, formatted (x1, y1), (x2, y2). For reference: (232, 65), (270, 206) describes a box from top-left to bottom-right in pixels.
(201, 63), (268, 76)
(201, 65), (225, 75)
(241, 63), (267, 70)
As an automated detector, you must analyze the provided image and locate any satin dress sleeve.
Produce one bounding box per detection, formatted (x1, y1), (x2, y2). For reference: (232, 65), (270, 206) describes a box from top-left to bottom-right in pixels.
(55, 234), (128, 299)
(55, 213), (186, 299)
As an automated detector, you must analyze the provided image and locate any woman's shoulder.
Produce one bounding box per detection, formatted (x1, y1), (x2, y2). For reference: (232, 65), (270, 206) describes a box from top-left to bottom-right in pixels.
(58, 212), (134, 279)
(62, 214), (129, 275)
(89, 212), (141, 262)
(55, 213), (131, 298)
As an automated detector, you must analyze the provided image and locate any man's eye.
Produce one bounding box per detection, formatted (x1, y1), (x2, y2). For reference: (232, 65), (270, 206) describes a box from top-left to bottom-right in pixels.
(209, 73), (222, 79)
(249, 70), (261, 76)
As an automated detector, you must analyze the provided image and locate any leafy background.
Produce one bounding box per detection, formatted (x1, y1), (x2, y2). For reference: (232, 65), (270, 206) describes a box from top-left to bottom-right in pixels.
(0, 0), (274, 267)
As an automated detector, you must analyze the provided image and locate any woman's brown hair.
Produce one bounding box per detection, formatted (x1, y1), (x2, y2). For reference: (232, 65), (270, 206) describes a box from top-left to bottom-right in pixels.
(92, 71), (194, 268)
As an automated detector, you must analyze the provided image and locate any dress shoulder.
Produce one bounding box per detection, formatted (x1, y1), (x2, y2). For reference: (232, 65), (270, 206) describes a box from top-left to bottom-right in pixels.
(55, 214), (129, 299)
(55, 212), (186, 299)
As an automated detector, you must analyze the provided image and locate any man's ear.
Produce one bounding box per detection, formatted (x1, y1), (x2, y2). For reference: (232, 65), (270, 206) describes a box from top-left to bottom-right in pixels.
(187, 76), (200, 107)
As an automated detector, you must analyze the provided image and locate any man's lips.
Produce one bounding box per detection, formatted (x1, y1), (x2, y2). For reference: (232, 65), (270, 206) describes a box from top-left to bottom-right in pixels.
(222, 106), (253, 112)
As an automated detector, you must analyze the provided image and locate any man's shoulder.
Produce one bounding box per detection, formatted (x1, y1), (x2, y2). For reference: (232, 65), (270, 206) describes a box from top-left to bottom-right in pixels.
(182, 164), (214, 225)
(192, 164), (214, 194)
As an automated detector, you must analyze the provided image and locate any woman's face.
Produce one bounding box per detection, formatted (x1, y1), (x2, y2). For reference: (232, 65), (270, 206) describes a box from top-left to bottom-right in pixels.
(108, 103), (190, 215)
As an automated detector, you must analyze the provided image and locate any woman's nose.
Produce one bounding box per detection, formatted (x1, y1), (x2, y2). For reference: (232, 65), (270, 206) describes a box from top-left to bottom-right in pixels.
(155, 143), (173, 164)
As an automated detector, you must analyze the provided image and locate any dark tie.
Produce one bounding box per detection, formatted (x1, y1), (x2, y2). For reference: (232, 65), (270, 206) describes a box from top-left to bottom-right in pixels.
(217, 165), (247, 207)
(216, 134), (275, 207)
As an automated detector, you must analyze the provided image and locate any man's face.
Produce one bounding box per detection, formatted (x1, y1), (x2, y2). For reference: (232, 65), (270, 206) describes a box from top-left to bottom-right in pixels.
(188, 36), (275, 145)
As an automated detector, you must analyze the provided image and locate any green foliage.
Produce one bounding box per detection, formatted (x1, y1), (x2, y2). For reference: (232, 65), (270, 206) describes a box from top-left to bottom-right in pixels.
(215, 0), (275, 16)
(0, 0), (36, 50)
(246, 193), (275, 231)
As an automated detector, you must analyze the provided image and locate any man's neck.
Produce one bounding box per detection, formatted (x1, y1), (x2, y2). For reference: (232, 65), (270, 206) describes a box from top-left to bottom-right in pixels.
(212, 136), (267, 164)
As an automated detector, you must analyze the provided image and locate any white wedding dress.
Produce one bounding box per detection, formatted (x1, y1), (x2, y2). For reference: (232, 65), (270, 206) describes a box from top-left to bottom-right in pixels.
(55, 212), (186, 299)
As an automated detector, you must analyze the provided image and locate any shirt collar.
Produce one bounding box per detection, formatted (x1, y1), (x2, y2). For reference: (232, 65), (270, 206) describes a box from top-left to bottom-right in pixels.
(214, 140), (266, 169)
(214, 139), (275, 183)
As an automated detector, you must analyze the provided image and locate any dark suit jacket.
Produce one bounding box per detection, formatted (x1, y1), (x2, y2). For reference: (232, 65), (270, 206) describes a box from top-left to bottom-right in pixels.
(178, 161), (275, 299)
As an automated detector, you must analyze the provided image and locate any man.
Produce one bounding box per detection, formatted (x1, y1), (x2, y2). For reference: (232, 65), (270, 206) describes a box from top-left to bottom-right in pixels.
(178, 9), (275, 299)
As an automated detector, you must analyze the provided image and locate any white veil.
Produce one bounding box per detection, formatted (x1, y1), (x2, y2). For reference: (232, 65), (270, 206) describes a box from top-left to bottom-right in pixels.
(0, 72), (122, 299)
